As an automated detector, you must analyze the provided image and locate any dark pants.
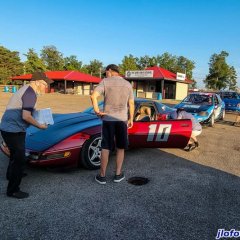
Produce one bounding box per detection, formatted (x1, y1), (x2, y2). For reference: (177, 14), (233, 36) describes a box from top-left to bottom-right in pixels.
(1, 131), (26, 195)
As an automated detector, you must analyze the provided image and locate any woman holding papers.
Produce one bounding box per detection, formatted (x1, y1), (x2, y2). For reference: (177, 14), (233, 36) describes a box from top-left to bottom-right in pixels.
(0, 71), (53, 199)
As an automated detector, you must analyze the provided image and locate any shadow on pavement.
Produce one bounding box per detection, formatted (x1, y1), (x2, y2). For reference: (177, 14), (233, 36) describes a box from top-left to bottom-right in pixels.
(1, 147), (239, 240)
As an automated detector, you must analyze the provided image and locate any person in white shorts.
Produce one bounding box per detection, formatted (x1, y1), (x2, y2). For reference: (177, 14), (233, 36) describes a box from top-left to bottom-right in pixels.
(176, 108), (202, 151)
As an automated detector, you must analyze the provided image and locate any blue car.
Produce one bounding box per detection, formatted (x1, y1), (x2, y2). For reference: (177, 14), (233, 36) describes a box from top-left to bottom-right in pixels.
(175, 92), (225, 127)
(218, 91), (240, 112)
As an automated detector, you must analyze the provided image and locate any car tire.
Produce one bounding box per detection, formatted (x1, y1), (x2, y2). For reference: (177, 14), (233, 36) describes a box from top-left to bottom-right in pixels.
(219, 109), (225, 120)
(209, 114), (215, 127)
(80, 134), (102, 170)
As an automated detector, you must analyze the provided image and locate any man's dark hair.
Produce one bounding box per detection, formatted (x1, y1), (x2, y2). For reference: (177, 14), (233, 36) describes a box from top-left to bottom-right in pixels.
(105, 64), (119, 73)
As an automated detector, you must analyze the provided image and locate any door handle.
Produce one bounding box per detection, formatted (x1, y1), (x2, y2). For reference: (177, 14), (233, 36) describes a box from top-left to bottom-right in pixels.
(181, 124), (189, 127)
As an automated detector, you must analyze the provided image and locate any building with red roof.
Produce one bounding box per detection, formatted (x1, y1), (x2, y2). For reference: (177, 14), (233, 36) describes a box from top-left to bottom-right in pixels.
(12, 70), (101, 94)
(125, 66), (193, 100)
(12, 67), (193, 100)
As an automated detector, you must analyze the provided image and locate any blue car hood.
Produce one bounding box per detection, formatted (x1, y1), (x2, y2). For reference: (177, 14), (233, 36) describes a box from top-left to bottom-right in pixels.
(26, 112), (101, 151)
(175, 103), (212, 113)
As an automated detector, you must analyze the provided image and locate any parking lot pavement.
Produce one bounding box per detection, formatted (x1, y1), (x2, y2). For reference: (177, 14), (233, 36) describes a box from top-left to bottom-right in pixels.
(0, 148), (240, 240)
(0, 92), (240, 239)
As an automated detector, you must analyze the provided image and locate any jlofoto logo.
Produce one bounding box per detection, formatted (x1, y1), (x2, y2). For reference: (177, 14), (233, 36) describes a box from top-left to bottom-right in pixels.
(216, 229), (240, 239)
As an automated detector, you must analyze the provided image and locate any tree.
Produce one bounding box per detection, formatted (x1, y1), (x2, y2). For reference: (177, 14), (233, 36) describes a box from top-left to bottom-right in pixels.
(156, 53), (195, 80)
(40, 45), (65, 71)
(0, 46), (23, 84)
(137, 55), (157, 69)
(189, 79), (197, 89)
(155, 52), (177, 72)
(119, 54), (139, 74)
(174, 56), (195, 80)
(85, 59), (103, 77)
(64, 55), (82, 71)
(227, 66), (237, 90)
(24, 48), (46, 73)
(204, 51), (232, 90)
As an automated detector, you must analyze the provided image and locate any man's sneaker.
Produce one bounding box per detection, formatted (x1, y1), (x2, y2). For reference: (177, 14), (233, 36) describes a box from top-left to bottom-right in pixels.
(7, 190), (29, 199)
(95, 174), (106, 184)
(184, 144), (192, 151)
(194, 141), (199, 148)
(114, 172), (125, 183)
(184, 144), (196, 152)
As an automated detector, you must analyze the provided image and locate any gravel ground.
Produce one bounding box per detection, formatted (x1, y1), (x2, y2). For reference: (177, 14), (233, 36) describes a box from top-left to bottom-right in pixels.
(0, 92), (239, 240)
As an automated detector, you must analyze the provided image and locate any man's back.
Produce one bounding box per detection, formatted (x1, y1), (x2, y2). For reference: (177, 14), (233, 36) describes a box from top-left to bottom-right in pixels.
(96, 76), (133, 121)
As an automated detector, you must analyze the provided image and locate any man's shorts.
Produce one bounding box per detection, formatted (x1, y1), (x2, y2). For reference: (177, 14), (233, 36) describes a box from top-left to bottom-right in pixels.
(101, 121), (128, 151)
(192, 129), (202, 137)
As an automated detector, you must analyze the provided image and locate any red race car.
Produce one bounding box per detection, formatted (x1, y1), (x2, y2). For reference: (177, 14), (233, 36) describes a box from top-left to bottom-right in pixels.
(2, 99), (192, 169)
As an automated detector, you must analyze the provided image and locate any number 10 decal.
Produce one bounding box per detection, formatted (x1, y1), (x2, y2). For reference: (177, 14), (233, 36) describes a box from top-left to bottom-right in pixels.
(147, 124), (172, 142)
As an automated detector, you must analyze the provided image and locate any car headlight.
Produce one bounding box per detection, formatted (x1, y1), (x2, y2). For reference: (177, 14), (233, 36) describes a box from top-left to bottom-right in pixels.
(237, 103), (240, 108)
(198, 111), (209, 117)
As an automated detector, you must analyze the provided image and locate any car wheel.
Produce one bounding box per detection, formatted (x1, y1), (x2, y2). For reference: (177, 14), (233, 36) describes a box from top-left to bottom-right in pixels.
(209, 114), (215, 127)
(80, 134), (102, 170)
(219, 109), (225, 120)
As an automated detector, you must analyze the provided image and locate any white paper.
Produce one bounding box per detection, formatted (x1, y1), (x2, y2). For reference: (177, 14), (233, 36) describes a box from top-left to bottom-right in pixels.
(33, 108), (54, 125)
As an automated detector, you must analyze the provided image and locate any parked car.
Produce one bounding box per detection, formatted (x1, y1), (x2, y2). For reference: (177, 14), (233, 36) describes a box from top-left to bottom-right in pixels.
(175, 92), (225, 127)
(22, 99), (192, 170)
(218, 91), (240, 112)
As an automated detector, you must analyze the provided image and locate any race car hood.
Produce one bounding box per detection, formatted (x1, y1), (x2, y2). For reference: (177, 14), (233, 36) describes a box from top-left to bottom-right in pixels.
(175, 103), (212, 113)
(26, 112), (101, 151)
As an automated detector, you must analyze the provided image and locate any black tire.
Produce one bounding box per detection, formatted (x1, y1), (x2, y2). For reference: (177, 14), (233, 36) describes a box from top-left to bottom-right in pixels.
(209, 114), (215, 127)
(80, 134), (102, 170)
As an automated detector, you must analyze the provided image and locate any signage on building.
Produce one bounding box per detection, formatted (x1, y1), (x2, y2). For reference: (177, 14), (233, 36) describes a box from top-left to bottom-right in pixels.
(176, 72), (186, 81)
(125, 70), (154, 78)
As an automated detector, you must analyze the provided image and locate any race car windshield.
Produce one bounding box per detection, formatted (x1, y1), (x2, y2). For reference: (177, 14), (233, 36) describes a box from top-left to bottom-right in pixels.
(183, 94), (212, 105)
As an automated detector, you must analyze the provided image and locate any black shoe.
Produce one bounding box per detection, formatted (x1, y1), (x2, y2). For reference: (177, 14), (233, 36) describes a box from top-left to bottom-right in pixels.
(188, 145), (196, 151)
(113, 172), (125, 183)
(184, 144), (195, 152)
(7, 191), (29, 199)
(194, 141), (199, 148)
(184, 144), (192, 151)
(95, 174), (106, 185)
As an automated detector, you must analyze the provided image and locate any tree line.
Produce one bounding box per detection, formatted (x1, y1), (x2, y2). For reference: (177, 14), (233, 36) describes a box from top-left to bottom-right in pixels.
(0, 45), (238, 90)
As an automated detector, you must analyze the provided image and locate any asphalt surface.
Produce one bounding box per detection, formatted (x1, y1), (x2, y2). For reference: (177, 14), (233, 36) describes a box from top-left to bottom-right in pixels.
(0, 92), (240, 240)
(1, 147), (240, 240)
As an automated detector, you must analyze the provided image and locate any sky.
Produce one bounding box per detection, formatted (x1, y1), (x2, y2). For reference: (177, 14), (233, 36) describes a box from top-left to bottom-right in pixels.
(0, 0), (240, 88)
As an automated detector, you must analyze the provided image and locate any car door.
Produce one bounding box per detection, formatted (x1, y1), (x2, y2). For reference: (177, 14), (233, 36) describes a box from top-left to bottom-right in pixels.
(213, 95), (222, 119)
(128, 119), (192, 148)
